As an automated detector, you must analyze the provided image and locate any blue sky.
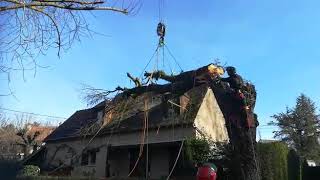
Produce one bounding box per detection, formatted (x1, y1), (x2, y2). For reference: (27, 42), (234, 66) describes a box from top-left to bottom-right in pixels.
(1, 0), (320, 139)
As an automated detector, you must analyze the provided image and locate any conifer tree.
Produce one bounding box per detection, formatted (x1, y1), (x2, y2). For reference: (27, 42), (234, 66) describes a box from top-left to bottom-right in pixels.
(270, 94), (320, 160)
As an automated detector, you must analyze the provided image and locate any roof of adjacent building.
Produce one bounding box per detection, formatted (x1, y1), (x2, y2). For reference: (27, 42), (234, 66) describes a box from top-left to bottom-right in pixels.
(258, 139), (279, 143)
(25, 125), (55, 142)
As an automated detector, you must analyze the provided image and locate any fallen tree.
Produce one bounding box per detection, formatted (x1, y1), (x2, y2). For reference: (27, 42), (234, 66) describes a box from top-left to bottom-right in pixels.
(81, 64), (260, 180)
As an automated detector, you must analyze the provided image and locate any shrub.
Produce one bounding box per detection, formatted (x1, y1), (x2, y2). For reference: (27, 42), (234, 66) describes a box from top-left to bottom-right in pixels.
(19, 165), (40, 177)
(185, 138), (211, 164)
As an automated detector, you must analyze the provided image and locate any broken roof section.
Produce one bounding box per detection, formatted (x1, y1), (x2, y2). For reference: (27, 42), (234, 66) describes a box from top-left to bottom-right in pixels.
(99, 84), (209, 134)
(44, 84), (210, 142)
(45, 64), (242, 142)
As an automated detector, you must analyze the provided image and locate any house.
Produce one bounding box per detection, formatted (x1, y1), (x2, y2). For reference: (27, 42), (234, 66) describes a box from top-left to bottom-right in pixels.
(0, 123), (55, 160)
(306, 160), (316, 167)
(28, 83), (229, 178)
(258, 139), (279, 144)
(24, 124), (56, 154)
(25, 64), (260, 179)
(0, 124), (23, 160)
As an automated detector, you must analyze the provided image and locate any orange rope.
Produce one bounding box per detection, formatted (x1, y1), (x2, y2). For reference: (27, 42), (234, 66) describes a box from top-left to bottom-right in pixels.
(127, 97), (149, 177)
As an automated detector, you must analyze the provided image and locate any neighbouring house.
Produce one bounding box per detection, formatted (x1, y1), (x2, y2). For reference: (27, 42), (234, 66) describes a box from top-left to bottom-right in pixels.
(306, 160), (316, 167)
(0, 124), (55, 160)
(258, 139), (279, 144)
(24, 124), (56, 155)
(26, 84), (230, 178)
(0, 125), (22, 160)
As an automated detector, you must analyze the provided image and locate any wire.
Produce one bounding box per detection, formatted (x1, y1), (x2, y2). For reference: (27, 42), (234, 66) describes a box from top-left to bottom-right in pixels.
(155, 45), (159, 71)
(49, 98), (130, 174)
(50, 96), (133, 173)
(162, 45), (165, 70)
(139, 45), (160, 79)
(164, 44), (183, 72)
(0, 107), (66, 119)
(158, 0), (164, 22)
(158, 0), (161, 21)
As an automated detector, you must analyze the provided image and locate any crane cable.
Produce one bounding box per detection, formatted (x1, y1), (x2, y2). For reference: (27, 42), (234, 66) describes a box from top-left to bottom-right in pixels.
(139, 0), (183, 82)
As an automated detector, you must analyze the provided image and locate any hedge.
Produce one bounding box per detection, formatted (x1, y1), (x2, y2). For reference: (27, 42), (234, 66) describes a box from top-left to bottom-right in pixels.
(257, 142), (289, 180)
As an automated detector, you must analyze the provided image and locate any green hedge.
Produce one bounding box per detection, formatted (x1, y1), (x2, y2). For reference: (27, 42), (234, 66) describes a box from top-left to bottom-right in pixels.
(257, 142), (289, 180)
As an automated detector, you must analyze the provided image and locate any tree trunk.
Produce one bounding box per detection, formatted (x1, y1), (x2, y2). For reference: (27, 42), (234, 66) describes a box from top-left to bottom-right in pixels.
(212, 85), (260, 180)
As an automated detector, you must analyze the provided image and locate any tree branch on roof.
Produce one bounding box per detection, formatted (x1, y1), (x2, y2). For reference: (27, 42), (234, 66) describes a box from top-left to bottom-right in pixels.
(80, 84), (124, 106)
(127, 73), (142, 87)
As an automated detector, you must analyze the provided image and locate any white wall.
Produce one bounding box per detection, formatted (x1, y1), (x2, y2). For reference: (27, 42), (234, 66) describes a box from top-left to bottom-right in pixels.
(44, 127), (195, 178)
(194, 88), (229, 142)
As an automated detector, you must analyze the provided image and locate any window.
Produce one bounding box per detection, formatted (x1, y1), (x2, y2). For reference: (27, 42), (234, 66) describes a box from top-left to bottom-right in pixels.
(90, 150), (96, 164)
(81, 152), (89, 166)
(97, 111), (104, 125)
(81, 149), (99, 166)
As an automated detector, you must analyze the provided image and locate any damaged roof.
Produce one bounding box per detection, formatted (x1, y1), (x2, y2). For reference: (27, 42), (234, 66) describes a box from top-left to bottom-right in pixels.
(99, 84), (208, 135)
(44, 104), (104, 142)
(44, 84), (209, 142)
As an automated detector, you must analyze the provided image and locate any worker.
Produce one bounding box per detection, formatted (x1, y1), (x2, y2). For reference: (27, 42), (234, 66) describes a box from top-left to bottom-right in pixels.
(221, 66), (247, 107)
(221, 66), (244, 91)
(221, 66), (251, 128)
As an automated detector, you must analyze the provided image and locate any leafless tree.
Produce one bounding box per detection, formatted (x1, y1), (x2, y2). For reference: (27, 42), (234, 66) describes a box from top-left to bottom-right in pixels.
(0, 0), (141, 84)
(0, 112), (49, 157)
(0, 112), (23, 158)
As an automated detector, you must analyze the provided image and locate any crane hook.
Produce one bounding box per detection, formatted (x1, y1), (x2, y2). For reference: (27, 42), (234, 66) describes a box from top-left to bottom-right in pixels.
(157, 22), (166, 46)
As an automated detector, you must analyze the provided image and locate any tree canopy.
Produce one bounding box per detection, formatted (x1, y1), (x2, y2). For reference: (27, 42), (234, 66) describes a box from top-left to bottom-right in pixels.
(270, 94), (320, 160)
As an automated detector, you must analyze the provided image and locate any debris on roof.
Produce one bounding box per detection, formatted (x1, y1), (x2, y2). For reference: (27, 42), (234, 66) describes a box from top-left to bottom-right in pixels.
(45, 63), (257, 142)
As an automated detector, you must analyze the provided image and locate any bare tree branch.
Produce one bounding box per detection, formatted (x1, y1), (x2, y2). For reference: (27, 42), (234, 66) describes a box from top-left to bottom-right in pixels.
(80, 83), (124, 106)
(1, 0), (129, 13)
(127, 72), (142, 87)
(0, 0), (140, 86)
